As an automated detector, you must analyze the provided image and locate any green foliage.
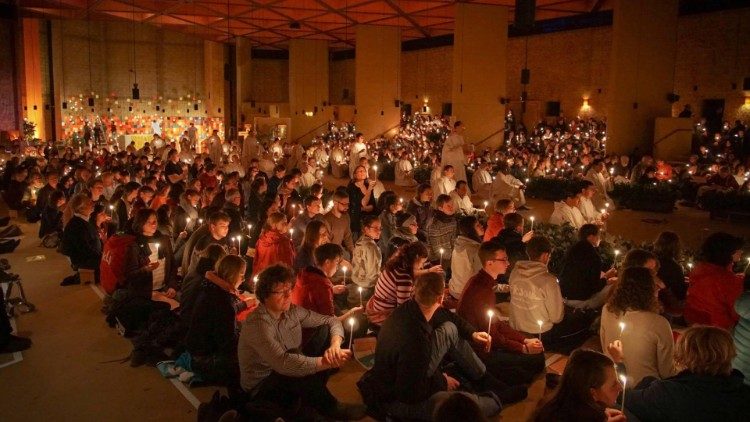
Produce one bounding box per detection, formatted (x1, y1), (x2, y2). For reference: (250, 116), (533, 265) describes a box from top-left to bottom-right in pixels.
(525, 177), (585, 201)
(609, 182), (679, 213)
(22, 119), (36, 143)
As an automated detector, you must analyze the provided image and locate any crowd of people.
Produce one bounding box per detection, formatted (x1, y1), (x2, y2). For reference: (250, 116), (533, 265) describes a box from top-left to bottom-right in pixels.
(1, 110), (749, 422)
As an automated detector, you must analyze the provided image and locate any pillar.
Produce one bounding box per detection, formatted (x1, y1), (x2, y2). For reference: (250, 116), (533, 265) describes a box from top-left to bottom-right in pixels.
(451, 3), (508, 148)
(355, 25), (401, 139)
(289, 39), (331, 144)
(235, 37), (252, 129)
(203, 40), (226, 136)
(606, 0), (678, 156)
(20, 18), (47, 141)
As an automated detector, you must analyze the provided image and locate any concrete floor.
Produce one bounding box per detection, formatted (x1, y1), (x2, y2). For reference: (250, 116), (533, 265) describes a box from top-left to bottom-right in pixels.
(1, 178), (749, 421)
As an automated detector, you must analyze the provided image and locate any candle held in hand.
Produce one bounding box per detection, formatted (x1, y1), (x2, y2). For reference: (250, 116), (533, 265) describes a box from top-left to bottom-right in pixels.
(530, 216), (535, 231)
(348, 317), (356, 350)
(358, 286), (363, 307)
(537, 320), (543, 340)
(620, 374), (628, 410)
(487, 309), (494, 334)
(619, 321), (626, 340)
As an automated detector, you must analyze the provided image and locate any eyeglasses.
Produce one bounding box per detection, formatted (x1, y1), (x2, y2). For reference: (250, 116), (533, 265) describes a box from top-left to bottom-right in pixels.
(269, 288), (292, 297)
(336, 201), (350, 207)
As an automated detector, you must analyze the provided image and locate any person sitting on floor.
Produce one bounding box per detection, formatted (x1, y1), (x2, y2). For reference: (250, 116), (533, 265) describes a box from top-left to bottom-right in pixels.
(534, 349), (626, 422)
(448, 216), (485, 301)
(185, 255), (253, 389)
(427, 194), (457, 272)
(510, 236), (595, 354)
(558, 224), (617, 310)
(386, 212), (420, 259)
(621, 325), (750, 421)
(358, 272), (527, 421)
(491, 212), (533, 270)
(238, 264), (366, 421)
(252, 212), (295, 277)
(61, 193), (102, 284)
(450, 180), (484, 217)
(600, 267), (675, 386)
(483, 199), (515, 242)
(350, 215), (382, 308)
(180, 244), (227, 324)
(549, 187), (585, 229)
(457, 242), (545, 386)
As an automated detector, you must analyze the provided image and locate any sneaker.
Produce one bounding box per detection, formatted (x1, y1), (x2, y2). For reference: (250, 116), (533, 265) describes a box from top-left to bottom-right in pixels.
(60, 274), (81, 286)
(323, 402), (367, 421)
(0, 334), (32, 354)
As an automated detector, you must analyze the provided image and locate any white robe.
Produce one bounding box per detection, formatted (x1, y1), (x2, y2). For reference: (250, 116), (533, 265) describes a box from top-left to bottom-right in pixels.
(434, 176), (456, 200)
(207, 135), (222, 164)
(578, 196), (602, 224)
(349, 141), (367, 178)
(395, 159), (417, 187)
(442, 133), (467, 183)
(472, 169), (493, 199)
(549, 201), (585, 229)
(450, 191), (479, 216)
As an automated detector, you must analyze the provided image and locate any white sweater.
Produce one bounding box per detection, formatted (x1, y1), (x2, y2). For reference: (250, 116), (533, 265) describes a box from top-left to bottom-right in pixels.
(549, 201), (585, 229)
(509, 260), (565, 333)
(448, 236), (482, 299)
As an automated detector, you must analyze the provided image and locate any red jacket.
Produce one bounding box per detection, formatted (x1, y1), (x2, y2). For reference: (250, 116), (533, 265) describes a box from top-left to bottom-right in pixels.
(456, 269), (527, 353)
(252, 229), (295, 276)
(292, 266), (335, 317)
(483, 212), (504, 242)
(684, 262), (743, 330)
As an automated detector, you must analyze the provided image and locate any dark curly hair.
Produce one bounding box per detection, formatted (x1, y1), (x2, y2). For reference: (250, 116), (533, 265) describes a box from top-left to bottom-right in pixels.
(255, 264), (295, 304)
(699, 232), (743, 268)
(606, 266), (658, 317)
(385, 241), (428, 275)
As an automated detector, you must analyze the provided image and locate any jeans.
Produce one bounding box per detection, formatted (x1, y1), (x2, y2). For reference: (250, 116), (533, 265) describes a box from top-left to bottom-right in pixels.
(541, 307), (598, 354)
(382, 322), (502, 420)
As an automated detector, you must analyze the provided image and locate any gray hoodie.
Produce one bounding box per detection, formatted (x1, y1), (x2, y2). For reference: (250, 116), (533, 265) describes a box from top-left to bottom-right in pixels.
(508, 260), (565, 334)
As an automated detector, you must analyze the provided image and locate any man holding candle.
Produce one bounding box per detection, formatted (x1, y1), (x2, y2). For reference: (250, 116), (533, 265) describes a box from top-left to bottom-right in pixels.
(427, 194), (457, 273)
(509, 236), (595, 354)
(359, 272), (525, 421)
(578, 180), (608, 225)
(549, 188), (586, 229)
(239, 264), (366, 421)
(350, 215), (382, 308)
(559, 224), (618, 310)
(457, 242), (545, 386)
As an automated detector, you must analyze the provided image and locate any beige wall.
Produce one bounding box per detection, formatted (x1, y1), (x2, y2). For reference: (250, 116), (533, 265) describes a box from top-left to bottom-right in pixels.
(250, 59), (288, 104)
(330, 58), (355, 105)
(401, 46), (452, 113)
(289, 39), (330, 143)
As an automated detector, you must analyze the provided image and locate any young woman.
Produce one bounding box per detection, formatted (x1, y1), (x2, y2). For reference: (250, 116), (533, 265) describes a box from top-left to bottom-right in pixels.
(149, 183), (171, 210)
(653, 231), (687, 314)
(252, 212), (295, 277)
(625, 326), (750, 421)
(185, 254), (251, 388)
(122, 209), (177, 307)
(346, 165), (376, 238)
(600, 267), (675, 386)
(294, 220), (330, 272)
(386, 212), (420, 260)
(448, 216), (485, 301)
(685, 232), (745, 329)
(365, 241), (442, 326)
(376, 191), (403, 256)
(535, 349), (625, 422)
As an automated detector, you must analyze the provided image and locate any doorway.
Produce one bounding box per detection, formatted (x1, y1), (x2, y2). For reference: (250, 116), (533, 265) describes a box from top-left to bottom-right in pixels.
(700, 99), (725, 134)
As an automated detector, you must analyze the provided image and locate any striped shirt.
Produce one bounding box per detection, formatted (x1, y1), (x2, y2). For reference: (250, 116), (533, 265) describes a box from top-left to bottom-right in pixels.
(366, 264), (415, 325)
(237, 302), (344, 393)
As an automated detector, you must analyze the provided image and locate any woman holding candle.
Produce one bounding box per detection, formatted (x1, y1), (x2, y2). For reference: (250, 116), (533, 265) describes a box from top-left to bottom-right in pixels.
(600, 267), (675, 386)
(534, 349), (625, 422)
(252, 212), (295, 277)
(294, 220), (331, 271)
(122, 208), (178, 305)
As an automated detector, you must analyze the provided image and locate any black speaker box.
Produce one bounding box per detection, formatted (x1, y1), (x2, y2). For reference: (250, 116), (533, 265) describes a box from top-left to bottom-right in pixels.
(521, 68), (530, 85)
(515, 0), (536, 32)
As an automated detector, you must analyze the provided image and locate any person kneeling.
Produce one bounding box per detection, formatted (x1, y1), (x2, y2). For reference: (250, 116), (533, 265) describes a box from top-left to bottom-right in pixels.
(238, 264), (365, 421)
(358, 272), (526, 421)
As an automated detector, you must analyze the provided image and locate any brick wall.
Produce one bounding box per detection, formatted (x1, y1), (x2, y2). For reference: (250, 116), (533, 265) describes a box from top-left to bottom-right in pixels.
(251, 59), (288, 103)
(401, 46), (452, 114)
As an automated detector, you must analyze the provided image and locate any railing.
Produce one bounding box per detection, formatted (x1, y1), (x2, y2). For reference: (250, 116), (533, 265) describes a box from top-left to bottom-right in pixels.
(293, 120), (331, 143)
(654, 128), (693, 145)
(474, 128), (505, 146)
(368, 123), (402, 142)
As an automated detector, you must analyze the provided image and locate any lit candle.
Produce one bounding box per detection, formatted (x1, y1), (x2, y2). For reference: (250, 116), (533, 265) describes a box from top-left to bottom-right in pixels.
(342, 266), (348, 284)
(108, 204), (114, 216)
(614, 249), (621, 267)
(253, 275), (258, 292)
(358, 286), (363, 307)
(198, 218), (203, 225)
(247, 223), (252, 232)
(348, 317), (356, 350)
(745, 257), (750, 273)
(487, 309), (494, 334)
(537, 319), (543, 340)
(154, 242), (160, 258)
(687, 262), (693, 271)
(620, 374), (628, 411)
(605, 202), (610, 210)
(484, 200), (489, 210)
(290, 228), (295, 238)
(529, 216), (535, 231)
(235, 236), (241, 254)
(439, 248), (445, 267)
(619, 321), (626, 340)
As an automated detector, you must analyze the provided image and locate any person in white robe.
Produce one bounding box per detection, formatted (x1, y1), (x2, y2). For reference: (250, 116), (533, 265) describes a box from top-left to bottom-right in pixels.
(578, 180), (609, 225)
(206, 130), (223, 165)
(490, 164), (527, 208)
(441, 121), (468, 183)
(395, 152), (417, 187)
(349, 133), (367, 178)
(434, 165), (457, 201)
(471, 162), (493, 199)
(549, 191), (586, 229)
(585, 161), (612, 209)
(449, 181), (483, 217)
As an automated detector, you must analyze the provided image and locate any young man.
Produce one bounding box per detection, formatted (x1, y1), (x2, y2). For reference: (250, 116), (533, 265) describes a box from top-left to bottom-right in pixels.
(239, 264), (365, 420)
(350, 215), (382, 308)
(406, 183), (433, 240)
(291, 196), (323, 247)
(510, 236), (594, 353)
(484, 199), (515, 241)
(457, 242), (545, 386)
(267, 164), (286, 198)
(491, 213), (533, 269)
(450, 180), (483, 217)
(434, 165), (457, 199)
(549, 188), (585, 229)
(427, 194), (457, 268)
(322, 189), (355, 255)
(491, 163), (528, 210)
(359, 273), (525, 420)
(558, 224), (617, 310)
(182, 211), (231, 276)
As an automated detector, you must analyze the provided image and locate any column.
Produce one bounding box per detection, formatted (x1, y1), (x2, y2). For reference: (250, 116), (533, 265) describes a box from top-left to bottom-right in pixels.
(203, 40), (226, 137)
(355, 25), (401, 139)
(289, 39), (330, 144)
(451, 3), (508, 148)
(20, 18), (47, 141)
(606, 0), (678, 155)
(235, 37), (252, 128)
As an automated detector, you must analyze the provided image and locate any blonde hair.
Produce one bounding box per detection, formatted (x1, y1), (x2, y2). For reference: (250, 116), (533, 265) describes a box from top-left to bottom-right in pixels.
(263, 212), (287, 231)
(215, 255), (246, 286)
(674, 326), (735, 376)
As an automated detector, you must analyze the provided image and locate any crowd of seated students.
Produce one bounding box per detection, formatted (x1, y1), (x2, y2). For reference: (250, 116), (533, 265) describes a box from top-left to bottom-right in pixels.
(2, 119), (750, 421)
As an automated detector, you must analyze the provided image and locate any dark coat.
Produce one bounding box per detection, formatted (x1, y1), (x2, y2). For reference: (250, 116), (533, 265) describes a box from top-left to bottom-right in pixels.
(122, 232), (176, 299)
(627, 370), (750, 422)
(361, 299), (476, 404)
(492, 228), (528, 269)
(61, 215), (102, 269)
(558, 240), (606, 301)
(186, 280), (242, 359)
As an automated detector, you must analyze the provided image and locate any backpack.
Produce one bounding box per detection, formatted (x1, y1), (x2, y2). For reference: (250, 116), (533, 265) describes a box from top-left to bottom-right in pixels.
(100, 234), (136, 295)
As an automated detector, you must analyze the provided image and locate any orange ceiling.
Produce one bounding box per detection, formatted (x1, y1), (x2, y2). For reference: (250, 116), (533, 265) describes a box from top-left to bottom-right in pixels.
(18, 0), (612, 50)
